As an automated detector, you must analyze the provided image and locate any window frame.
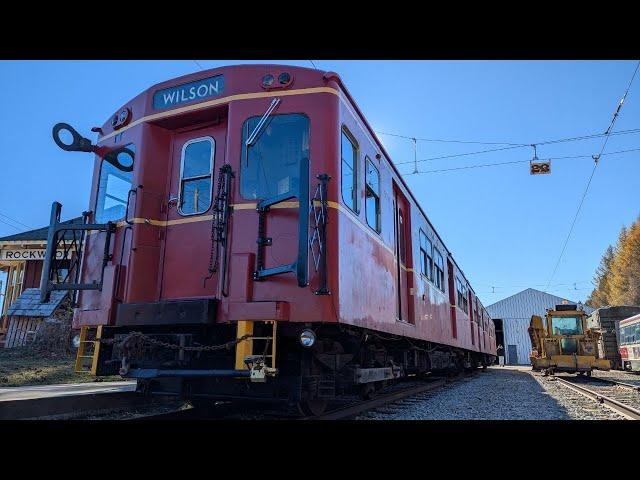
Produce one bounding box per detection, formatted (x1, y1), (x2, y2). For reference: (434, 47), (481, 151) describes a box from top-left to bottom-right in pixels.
(433, 247), (445, 292)
(94, 143), (135, 224)
(340, 126), (359, 214)
(177, 136), (215, 217)
(240, 112), (310, 201)
(419, 229), (434, 281)
(364, 156), (381, 233)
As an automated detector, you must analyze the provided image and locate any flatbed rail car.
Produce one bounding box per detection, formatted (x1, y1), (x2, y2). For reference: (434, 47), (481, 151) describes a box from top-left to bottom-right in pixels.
(43, 64), (496, 414)
(619, 313), (640, 372)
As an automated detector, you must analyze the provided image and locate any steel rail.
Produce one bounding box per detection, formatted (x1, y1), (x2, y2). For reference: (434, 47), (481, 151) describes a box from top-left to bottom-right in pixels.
(589, 377), (640, 392)
(554, 377), (640, 420)
(308, 371), (481, 420)
(310, 379), (447, 420)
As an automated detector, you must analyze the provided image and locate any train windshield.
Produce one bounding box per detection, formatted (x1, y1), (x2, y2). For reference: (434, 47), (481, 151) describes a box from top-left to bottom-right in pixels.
(550, 316), (583, 336)
(96, 144), (135, 223)
(240, 113), (309, 200)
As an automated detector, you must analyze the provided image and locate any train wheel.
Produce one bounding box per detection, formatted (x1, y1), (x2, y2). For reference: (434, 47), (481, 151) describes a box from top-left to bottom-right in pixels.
(297, 399), (328, 417)
(360, 383), (376, 400)
(586, 370), (592, 377)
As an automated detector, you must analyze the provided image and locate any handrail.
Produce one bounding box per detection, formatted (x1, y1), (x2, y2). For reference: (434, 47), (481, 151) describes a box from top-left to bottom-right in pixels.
(253, 157), (309, 288)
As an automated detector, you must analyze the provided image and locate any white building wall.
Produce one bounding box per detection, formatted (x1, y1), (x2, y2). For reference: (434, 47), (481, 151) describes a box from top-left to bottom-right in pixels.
(503, 318), (532, 365)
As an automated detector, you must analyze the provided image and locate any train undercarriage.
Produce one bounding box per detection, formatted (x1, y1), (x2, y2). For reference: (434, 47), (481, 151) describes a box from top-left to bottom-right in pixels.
(90, 321), (494, 415)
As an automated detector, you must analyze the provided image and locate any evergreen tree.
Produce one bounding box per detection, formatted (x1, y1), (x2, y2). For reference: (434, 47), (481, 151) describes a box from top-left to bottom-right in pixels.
(587, 216), (640, 307)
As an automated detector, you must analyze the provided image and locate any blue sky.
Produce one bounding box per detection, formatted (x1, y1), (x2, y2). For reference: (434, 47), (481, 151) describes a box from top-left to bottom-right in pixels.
(0, 60), (638, 307)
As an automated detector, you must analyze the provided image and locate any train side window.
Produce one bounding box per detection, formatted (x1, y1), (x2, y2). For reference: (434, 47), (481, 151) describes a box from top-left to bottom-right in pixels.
(456, 277), (468, 313)
(433, 247), (445, 292)
(95, 143), (135, 224)
(341, 128), (359, 213)
(419, 230), (433, 281)
(179, 137), (214, 215)
(365, 157), (380, 232)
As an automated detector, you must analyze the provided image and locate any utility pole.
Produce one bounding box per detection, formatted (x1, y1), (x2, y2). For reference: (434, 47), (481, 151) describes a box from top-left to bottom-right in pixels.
(412, 137), (418, 174)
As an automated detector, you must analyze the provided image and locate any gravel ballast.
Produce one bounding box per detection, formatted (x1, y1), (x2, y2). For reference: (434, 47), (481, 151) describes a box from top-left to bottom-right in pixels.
(357, 366), (631, 420)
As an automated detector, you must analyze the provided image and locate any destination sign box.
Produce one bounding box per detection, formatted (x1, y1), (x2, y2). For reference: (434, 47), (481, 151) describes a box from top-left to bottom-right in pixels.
(153, 75), (225, 110)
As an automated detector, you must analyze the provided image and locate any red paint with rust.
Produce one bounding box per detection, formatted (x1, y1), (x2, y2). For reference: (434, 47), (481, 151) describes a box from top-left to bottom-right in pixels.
(72, 64), (496, 358)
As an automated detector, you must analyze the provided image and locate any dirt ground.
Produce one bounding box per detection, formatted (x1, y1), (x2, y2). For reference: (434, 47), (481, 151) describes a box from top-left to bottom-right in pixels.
(0, 347), (124, 387)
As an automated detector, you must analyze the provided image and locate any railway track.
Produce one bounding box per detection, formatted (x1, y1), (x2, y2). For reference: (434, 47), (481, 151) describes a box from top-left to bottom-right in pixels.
(554, 375), (640, 420)
(132, 371), (481, 420)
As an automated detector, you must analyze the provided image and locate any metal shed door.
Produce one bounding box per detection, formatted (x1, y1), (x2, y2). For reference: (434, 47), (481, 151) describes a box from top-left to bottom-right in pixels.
(507, 344), (518, 365)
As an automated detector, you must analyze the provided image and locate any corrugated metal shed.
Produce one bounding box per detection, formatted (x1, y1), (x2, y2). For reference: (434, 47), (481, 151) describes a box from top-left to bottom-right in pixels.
(487, 288), (593, 365)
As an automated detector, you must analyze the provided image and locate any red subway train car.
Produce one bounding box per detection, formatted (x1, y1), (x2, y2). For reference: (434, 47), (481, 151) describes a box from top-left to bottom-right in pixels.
(43, 64), (496, 414)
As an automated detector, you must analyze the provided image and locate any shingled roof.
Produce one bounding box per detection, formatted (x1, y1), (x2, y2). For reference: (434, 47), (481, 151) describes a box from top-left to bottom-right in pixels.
(0, 216), (84, 243)
(6, 288), (69, 317)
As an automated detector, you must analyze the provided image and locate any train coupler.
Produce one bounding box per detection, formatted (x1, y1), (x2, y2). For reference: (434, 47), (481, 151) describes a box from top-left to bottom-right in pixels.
(244, 355), (278, 383)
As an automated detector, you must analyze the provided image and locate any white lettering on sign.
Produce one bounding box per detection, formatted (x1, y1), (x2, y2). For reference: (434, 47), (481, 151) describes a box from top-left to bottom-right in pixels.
(154, 75), (224, 110)
(0, 249), (72, 261)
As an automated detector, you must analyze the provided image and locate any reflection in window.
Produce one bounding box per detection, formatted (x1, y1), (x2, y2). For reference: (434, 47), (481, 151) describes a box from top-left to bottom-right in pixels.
(341, 129), (358, 212)
(620, 324), (640, 345)
(419, 230), (433, 281)
(365, 158), (380, 232)
(96, 144), (135, 223)
(456, 276), (468, 313)
(433, 247), (444, 292)
(551, 316), (583, 336)
(241, 114), (309, 200)
(179, 138), (214, 215)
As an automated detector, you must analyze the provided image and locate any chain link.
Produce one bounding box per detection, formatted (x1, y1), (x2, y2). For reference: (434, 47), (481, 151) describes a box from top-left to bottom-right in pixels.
(99, 331), (253, 352)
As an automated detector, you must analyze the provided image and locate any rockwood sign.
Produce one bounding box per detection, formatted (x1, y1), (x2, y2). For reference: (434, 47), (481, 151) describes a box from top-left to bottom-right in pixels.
(0, 249), (71, 261)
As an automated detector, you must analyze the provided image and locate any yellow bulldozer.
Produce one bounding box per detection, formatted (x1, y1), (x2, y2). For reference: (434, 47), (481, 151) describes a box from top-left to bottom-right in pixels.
(528, 303), (610, 376)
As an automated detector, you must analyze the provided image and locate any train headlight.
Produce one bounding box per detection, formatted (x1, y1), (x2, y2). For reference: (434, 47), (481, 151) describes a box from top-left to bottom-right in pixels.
(300, 329), (316, 348)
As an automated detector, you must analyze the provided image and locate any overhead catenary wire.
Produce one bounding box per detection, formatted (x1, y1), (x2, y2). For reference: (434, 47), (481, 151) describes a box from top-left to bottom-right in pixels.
(544, 60), (640, 292)
(193, 60), (204, 71)
(391, 128), (640, 166)
(400, 147), (640, 175)
(0, 218), (23, 232)
(0, 212), (33, 230)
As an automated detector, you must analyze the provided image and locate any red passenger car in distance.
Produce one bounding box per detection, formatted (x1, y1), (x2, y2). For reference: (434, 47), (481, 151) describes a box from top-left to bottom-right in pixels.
(43, 64), (496, 414)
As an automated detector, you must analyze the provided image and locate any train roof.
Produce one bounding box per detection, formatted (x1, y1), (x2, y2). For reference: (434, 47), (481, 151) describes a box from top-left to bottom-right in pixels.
(96, 63), (484, 308)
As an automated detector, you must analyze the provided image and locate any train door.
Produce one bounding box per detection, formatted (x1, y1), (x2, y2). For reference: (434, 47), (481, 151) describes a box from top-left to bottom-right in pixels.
(392, 185), (414, 324)
(160, 123), (227, 300)
(447, 259), (457, 338)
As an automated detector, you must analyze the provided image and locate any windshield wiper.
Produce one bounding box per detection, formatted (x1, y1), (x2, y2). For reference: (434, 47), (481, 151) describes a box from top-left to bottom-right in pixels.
(246, 98), (281, 147)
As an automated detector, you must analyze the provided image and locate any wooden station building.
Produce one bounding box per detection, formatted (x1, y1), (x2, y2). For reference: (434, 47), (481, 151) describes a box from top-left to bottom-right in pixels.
(0, 217), (81, 346)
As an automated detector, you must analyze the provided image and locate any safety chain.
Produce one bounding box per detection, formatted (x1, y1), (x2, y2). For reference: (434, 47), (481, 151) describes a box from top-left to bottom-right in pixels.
(99, 331), (253, 352)
(204, 164), (234, 286)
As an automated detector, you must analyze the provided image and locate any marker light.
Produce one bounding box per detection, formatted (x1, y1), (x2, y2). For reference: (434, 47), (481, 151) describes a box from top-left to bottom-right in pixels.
(300, 329), (316, 348)
(279, 72), (291, 85)
(262, 74), (274, 88)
